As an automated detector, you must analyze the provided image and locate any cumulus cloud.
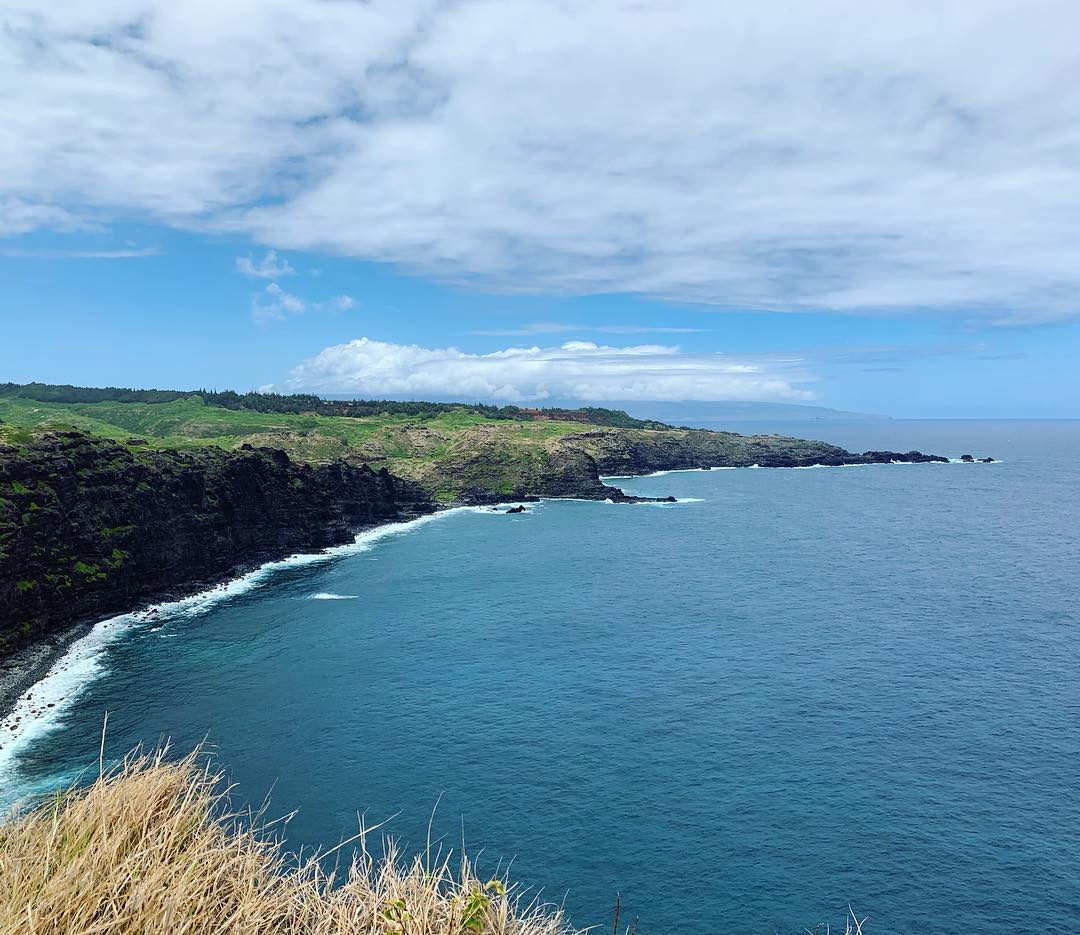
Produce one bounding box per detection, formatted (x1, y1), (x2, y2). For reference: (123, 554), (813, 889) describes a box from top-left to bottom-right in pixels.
(277, 337), (814, 402)
(236, 250), (295, 279)
(4, 2), (1080, 320)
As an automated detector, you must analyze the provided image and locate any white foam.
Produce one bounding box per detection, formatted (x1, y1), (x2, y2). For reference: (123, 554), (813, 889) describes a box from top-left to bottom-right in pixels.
(0, 614), (138, 789)
(309, 593), (357, 600)
(0, 505), (492, 789)
(601, 467), (736, 480)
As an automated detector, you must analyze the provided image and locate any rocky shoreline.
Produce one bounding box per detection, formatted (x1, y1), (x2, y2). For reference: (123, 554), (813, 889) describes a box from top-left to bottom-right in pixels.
(0, 432), (435, 662)
(0, 427), (961, 722)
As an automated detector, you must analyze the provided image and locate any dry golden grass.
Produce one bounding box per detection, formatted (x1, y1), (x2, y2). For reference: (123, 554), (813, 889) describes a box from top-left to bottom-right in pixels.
(0, 747), (580, 935)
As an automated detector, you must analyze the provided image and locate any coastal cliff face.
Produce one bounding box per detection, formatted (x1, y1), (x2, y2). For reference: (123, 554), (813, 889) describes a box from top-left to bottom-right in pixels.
(0, 419), (947, 661)
(562, 427), (948, 474)
(395, 424), (948, 502)
(405, 427), (630, 503)
(0, 431), (434, 657)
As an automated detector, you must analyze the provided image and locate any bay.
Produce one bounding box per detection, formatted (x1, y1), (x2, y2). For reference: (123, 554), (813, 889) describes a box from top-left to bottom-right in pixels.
(3, 421), (1078, 934)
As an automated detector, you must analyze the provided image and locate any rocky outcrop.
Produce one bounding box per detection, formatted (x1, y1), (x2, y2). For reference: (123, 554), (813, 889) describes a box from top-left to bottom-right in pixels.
(402, 427), (671, 504)
(562, 428), (949, 474)
(392, 424), (951, 504)
(0, 431), (434, 658)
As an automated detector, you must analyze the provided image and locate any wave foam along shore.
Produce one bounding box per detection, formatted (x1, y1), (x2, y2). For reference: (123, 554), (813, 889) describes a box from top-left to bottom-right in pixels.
(0, 506), (497, 795)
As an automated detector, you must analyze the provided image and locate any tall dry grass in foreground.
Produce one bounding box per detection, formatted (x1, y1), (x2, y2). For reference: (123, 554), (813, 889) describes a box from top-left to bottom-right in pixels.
(0, 748), (579, 935)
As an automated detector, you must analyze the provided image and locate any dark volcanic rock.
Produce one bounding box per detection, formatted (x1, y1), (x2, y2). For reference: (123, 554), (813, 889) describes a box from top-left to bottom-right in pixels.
(505, 505), (526, 514)
(563, 430), (949, 474)
(979, 457), (995, 463)
(854, 450), (949, 465)
(0, 431), (433, 658)
(961, 454), (975, 462)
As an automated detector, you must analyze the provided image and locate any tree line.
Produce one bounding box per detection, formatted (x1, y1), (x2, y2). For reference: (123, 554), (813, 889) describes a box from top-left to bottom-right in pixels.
(0, 383), (668, 429)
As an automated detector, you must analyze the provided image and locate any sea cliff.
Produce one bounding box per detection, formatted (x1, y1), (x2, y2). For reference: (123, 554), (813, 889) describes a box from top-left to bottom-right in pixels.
(0, 420), (949, 675)
(0, 431), (434, 661)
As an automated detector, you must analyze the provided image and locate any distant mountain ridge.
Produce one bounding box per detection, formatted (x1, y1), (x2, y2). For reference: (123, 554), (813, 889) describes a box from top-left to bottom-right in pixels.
(586, 400), (890, 424)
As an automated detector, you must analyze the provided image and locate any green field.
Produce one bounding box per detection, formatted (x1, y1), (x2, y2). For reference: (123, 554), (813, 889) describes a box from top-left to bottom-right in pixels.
(0, 394), (611, 500)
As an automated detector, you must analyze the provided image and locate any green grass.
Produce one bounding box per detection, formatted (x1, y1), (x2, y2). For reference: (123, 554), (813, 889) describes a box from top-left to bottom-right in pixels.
(0, 393), (681, 500)
(0, 395), (599, 467)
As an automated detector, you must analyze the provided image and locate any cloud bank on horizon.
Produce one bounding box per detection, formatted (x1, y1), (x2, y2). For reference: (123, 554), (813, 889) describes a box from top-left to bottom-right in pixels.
(276, 337), (814, 403)
(4, 1), (1080, 323)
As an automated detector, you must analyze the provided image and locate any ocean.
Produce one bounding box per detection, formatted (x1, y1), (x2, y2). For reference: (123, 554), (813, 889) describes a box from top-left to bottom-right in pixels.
(1, 420), (1078, 934)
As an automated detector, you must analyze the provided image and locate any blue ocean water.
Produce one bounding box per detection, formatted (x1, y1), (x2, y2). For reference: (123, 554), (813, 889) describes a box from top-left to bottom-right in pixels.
(2, 420), (1079, 934)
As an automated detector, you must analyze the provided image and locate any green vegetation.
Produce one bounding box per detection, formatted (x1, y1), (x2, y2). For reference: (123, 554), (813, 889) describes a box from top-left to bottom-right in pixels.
(100, 524), (135, 538)
(0, 381), (669, 429)
(0, 381), (847, 503)
(73, 560), (106, 581)
(0, 387), (642, 500)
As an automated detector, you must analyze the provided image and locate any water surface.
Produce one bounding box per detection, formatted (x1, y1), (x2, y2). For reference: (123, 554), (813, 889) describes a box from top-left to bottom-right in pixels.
(3, 421), (1078, 934)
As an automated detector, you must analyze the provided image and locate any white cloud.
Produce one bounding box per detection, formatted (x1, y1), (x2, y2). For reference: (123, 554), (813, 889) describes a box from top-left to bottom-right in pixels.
(251, 282), (357, 321)
(0, 198), (91, 237)
(0, 244), (159, 259)
(471, 322), (710, 336)
(4, 2), (1080, 321)
(329, 294), (358, 311)
(252, 282), (305, 322)
(277, 337), (814, 402)
(236, 250), (295, 278)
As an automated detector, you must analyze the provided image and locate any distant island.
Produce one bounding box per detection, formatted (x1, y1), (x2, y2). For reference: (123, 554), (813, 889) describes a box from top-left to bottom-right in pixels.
(0, 381), (951, 712)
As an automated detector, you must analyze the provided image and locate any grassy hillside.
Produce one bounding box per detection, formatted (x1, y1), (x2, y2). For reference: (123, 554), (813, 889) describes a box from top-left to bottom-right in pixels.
(0, 394), (609, 501)
(0, 393), (502, 449)
(0, 385), (915, 503)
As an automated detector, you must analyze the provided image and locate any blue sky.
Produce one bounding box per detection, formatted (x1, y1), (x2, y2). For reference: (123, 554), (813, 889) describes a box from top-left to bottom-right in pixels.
(2, 2), (1079, 418)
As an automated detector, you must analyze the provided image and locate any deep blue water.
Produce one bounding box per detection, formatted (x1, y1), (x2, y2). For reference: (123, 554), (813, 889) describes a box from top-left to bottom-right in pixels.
(2, 420), (1079, 934)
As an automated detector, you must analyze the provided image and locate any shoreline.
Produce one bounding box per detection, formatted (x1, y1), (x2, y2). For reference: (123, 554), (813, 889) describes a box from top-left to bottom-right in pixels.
(0, 457), (979, 778)
(0, 621), (93, 733)
(0, 459), (981, 734)
(0, 501), (534, 778)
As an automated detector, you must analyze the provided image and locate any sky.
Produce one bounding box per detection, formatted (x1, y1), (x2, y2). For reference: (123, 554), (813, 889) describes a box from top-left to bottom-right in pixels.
(2, 1), (1079, 418)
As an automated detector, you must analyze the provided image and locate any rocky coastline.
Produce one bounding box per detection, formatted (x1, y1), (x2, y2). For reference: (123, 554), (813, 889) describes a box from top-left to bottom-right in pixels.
(0, 431), (437, 711)
(1, 426), (956, 718)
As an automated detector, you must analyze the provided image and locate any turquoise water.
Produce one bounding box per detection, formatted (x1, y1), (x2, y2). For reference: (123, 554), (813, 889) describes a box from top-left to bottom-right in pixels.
(2, 421), (1079, 934)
